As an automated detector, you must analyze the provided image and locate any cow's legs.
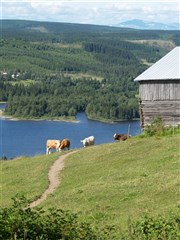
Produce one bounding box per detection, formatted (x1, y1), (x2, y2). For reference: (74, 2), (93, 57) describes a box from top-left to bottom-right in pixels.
(56, 146), (61, 152)
(46, 147), (51, 155)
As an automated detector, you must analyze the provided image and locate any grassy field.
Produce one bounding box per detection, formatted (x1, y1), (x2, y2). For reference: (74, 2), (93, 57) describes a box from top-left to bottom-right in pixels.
(0, 154), (59, 206)
(1, 134), (180, 235)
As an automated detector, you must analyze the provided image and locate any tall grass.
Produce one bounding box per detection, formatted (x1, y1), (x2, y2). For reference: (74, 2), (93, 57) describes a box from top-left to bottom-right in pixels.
(141, 116), (180, 137)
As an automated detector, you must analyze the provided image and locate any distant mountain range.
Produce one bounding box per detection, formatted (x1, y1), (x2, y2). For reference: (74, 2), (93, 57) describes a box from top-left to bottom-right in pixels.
(114, 19), (179, 30)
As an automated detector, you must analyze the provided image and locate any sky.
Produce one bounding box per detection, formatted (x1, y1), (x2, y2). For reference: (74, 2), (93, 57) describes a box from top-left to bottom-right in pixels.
(1, 0), (180, 26)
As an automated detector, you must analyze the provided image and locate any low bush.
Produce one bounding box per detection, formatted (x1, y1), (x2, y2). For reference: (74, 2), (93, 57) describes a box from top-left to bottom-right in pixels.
(142, 116), (180, 137)
(0, 194), (114, 240)
(0, 195), (179, 239)
(122, 211), (180, 240)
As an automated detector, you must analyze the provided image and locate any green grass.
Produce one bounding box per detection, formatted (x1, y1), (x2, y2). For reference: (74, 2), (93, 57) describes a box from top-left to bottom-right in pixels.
(1, 135), (180, 236)
(42, 136), (180, 226)
(0, 153), (59, 206)
(6, 79), (37, 86)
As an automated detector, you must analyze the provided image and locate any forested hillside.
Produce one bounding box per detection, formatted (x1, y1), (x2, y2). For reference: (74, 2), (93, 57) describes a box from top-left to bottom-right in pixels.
(0, 20), (179, 121)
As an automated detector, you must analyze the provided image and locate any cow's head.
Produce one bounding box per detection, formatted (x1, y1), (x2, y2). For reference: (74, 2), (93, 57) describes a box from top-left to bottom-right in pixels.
(80, 139), (88, 147)
(113, 133), (120, 140)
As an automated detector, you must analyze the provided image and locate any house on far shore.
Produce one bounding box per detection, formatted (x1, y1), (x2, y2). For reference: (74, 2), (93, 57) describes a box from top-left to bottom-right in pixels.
(134, 46), (180, 128)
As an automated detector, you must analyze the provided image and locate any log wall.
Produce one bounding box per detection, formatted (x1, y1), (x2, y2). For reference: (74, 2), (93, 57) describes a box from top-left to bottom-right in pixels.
(139, 80), (180, 101)
(138, 80), (180, 127)
(140, 100), (180, 126)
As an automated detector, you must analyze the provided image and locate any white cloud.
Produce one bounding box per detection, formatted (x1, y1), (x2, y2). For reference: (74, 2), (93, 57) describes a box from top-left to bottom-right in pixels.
(1, 1), (179, 25)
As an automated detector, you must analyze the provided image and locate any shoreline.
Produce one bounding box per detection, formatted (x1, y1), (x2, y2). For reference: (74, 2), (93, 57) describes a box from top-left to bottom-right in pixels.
(0, 109), (140, 123)
(0, 110), (79, 123)
(86, 116), (140, 124)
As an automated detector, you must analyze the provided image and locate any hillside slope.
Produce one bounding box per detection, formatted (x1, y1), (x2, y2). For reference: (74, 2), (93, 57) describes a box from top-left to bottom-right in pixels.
(42, 135), (180, 225)
(1, 134), (179, 236)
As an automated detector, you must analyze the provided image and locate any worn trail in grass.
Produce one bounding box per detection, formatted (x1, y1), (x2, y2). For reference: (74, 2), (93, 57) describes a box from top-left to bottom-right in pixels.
(29, 150), (79, 208)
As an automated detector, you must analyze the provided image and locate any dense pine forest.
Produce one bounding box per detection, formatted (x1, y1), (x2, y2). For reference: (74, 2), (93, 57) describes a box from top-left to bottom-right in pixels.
(0, 20), (179, 121)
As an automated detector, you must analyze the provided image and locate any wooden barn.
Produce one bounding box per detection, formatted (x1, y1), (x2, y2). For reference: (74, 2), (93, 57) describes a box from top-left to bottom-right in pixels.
(134, 46), (180, 127)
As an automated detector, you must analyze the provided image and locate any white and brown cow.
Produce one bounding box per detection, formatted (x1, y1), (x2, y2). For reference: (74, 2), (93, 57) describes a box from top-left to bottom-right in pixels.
(46, 140), (61, 154)
(113, 133), (131, 142)
(46, 138), (70, 154)
(81, 136), (95, 147)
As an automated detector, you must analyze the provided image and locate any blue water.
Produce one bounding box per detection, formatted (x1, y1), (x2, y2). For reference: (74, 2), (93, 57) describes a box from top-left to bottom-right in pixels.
(0, 104), (141, 159)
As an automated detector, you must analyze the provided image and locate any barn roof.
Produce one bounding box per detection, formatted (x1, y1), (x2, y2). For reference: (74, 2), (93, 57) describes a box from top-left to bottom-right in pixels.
(134, 46), (180, 81)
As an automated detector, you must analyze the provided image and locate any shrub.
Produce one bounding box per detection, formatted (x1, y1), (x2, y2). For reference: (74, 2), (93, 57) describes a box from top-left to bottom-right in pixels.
(143, 117), (165, 137)
(0, 155), (7, 160)
(1, 195), (179, 239)
(0, 194), (112, 240)
(125, 212), (180, 240)
(142, 117), (180, 137)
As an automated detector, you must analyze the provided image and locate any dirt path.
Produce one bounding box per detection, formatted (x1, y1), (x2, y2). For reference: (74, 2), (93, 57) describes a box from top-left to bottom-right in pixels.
(29, 150), (78, 208)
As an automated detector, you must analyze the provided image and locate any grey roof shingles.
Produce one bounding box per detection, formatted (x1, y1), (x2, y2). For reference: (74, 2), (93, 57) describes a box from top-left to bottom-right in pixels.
(134, 46), (180, 81)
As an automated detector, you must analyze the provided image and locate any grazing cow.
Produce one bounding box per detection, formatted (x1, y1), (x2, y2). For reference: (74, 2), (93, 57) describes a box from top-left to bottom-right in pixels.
(46, 140), (61, 155)
(81, 136), (95, 147)
(113, 133), (130, 141)
(59, 138), (70, 151)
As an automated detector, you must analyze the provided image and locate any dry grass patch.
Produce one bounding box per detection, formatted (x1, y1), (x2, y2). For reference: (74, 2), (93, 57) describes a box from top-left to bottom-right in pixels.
(128, 39), (175, 50)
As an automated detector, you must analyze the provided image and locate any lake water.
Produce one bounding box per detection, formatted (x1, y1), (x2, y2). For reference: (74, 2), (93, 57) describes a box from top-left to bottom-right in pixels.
(0, 104), (141, 159)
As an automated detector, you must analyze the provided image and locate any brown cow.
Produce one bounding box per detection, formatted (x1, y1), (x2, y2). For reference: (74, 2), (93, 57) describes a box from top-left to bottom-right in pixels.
(59, 138), (70, 151)
(46, 140), (61, 154)
(113, 133), (131, 141)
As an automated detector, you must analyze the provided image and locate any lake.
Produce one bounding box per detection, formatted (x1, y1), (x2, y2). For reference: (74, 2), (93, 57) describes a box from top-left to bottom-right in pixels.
(0, 104), (141, 159)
